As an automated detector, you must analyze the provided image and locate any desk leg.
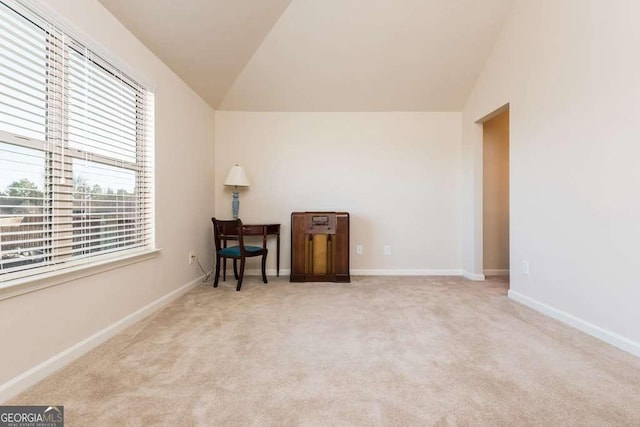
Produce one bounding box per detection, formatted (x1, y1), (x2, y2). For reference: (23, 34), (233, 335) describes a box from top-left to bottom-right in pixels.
(276, 233), (280, 277)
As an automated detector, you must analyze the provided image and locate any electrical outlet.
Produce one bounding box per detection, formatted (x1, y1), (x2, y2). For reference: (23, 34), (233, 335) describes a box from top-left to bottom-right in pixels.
(384, 245), (391, 255)
(356, 245), (363, 255)
(521, 260), (530, 275)
(189, 251), (195, 265)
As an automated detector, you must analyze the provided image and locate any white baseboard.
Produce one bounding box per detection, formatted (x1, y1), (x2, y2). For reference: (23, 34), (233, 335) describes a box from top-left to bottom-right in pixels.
(223, 269), (464, 277)
(351, 269), (463, 276)
(508, 290), (640, 358)
(463, 271), (485, 281)
(483, 269), (509, 276)
(0, 273), (207, 404)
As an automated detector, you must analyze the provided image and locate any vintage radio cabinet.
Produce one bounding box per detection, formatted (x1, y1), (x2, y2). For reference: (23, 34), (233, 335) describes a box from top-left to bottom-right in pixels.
(290, 212), (350, 282)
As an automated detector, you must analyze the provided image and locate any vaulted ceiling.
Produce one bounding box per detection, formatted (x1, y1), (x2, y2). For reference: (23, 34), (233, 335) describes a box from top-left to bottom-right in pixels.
(98, 0), (514, 111)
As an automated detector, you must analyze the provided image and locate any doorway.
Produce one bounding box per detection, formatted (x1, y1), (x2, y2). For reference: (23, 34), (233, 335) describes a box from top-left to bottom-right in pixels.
(482, 108), (510, 285)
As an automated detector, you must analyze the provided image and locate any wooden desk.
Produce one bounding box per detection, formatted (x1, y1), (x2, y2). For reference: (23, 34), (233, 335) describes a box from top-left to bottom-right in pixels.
(223, 223), (281, 278)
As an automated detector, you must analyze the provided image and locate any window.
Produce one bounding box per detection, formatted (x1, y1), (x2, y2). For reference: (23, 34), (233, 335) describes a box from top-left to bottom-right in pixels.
(0, 0), (154, 284)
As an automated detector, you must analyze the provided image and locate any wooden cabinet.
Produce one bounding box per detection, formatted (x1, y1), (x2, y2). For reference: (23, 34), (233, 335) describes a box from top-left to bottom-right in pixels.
(290, 212), (350, 282)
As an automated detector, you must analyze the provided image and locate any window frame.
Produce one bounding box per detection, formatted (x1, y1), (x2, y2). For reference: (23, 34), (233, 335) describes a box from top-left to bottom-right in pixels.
(0, 0), (156, 291)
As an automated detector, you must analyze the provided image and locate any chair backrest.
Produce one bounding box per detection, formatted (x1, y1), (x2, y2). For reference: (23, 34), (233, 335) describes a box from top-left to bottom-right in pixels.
(211, 218), (246, 253)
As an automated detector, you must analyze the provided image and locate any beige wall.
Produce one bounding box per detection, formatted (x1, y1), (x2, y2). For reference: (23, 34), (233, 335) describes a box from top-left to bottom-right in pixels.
(482, 110), (509, 272)
(214, 112), (462, 274)
(463, 0), (640, 350)
(0, 0), (215, 392)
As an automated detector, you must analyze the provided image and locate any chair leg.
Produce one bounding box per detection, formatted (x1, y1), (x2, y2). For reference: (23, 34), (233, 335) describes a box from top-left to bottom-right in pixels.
(236, 258), (246, 291)
(261, 252), (268, 284)
(223, 258), (226, 281)
(233, 259), (239, 280)
(213, 255), (221, 287)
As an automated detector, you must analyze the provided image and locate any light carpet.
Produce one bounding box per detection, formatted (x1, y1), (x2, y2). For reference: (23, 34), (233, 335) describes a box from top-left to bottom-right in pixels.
(10, 276), (640, 425)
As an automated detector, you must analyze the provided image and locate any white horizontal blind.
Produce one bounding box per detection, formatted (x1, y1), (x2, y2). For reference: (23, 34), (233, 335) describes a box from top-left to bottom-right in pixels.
(0, 2), (46, 140)
(0, 0), (154, 282)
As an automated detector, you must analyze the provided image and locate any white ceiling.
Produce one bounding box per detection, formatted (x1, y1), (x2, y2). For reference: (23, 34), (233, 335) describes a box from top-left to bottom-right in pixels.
(99, 0), (514, 111)
(98, 0), (292, 107)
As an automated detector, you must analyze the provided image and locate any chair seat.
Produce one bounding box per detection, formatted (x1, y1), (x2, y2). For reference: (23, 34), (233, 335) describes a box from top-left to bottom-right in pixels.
(218, 245), (263, 257)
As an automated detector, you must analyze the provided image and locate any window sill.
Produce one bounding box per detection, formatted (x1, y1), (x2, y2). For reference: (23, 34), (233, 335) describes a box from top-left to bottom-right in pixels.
(0, 249), (162, 301)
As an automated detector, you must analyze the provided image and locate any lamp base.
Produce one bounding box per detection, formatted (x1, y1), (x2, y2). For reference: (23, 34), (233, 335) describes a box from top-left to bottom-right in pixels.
(231, 191), (239, 219)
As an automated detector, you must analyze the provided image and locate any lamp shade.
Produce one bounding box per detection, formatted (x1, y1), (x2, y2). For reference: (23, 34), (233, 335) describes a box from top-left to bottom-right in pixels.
(224, 164), (250, 187)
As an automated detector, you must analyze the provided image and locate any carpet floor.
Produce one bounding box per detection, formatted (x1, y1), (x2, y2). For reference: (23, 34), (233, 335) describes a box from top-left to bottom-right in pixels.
(10, 276), (640, 425)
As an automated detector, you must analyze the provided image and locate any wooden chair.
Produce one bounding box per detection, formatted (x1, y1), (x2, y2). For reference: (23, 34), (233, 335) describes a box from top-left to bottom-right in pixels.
(212, 218), (268, 291)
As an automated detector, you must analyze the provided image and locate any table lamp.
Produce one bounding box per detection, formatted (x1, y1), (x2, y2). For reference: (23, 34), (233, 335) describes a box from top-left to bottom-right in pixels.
(224, 164), (250, 219)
